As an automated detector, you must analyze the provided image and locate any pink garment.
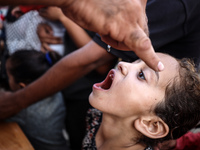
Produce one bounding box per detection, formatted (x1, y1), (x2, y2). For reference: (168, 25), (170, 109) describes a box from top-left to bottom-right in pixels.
(174, 132), (200, 150)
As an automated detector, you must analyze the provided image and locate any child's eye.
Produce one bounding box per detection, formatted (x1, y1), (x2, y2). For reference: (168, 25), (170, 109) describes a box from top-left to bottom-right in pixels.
(138, 70), (146, 80)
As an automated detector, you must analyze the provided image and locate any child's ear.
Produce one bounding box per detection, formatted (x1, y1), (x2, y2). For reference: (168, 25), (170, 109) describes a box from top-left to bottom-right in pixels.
(134, 116), (169, 139)
(19, 82), (26, 88)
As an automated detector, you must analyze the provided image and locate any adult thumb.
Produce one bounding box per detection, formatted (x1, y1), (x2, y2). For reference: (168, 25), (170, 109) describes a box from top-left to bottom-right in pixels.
(126, 28), (164, 71)
(135, 39), (164, 72)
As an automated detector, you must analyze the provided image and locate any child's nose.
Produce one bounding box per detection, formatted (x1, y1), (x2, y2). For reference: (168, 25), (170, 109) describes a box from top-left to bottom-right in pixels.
(117, 62), (128, 76)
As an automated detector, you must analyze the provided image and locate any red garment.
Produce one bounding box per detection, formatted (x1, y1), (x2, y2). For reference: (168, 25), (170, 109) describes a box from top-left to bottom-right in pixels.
(19, 5), (45, 13)
(174, 132), (200, 150)
(0, 14), (5, 21)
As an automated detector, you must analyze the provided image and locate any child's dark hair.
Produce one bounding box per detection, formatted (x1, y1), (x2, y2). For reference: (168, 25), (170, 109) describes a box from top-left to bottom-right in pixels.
(7, 49), (61, 84)
(139, 58), (200, 147)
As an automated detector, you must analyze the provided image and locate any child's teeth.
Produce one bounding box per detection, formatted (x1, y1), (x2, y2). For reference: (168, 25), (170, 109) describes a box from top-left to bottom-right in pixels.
(109, 74), (114, 80)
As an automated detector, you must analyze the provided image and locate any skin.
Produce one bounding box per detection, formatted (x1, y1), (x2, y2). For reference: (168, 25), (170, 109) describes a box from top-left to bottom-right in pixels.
(89, 53), (179, 149)
(11, 6), (24, 18)
(0, 41), (115, 119)
(39, 7), (92, 48)
(0, 0), (163, 71)
(37, 23), (63, 52)
(38, 6), (113, 75)
(0, 0), (163, 119)
(38, 7), (91, 51)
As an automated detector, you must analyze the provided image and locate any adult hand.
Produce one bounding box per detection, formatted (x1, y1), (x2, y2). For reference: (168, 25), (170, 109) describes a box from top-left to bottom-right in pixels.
(37, 23), (62, 52)
(60, 0), (164, 71)
(39, 7), (65, 21)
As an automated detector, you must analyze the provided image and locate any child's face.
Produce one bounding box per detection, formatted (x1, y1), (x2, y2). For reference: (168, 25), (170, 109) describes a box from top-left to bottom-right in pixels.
(89, 53), (179, 118)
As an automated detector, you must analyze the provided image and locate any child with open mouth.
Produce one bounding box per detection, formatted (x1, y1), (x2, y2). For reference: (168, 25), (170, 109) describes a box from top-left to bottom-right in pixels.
(83, 53), (200, 150)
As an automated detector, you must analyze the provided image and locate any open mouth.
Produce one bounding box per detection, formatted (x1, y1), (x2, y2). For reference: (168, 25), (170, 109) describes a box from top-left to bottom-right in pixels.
(94, 70), (115, 90)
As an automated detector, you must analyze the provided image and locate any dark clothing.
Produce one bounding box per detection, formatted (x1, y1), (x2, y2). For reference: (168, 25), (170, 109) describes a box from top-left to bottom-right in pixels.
(147, 0), (200, 65)
(93, 0), (200, 65)
(62, 31), (109, 150)
(82, 108), (102, 150)
(63, 76), (104, 150)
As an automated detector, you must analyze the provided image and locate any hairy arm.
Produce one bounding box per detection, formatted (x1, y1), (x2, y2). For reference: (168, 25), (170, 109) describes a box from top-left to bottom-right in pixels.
(0, 41), (115, 119)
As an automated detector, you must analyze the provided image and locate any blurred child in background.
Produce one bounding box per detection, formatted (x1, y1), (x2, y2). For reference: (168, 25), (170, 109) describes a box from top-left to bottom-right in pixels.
(5, 49), (70, 150)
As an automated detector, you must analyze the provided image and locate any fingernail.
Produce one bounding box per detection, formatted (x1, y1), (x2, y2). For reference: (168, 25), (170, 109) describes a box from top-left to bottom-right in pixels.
(157, 61), (164, 71)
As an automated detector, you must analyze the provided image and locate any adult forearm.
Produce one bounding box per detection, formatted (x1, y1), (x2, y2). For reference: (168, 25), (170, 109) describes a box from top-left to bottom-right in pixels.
(0, 41), (114, 120)
(20, 41), (112, 105)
